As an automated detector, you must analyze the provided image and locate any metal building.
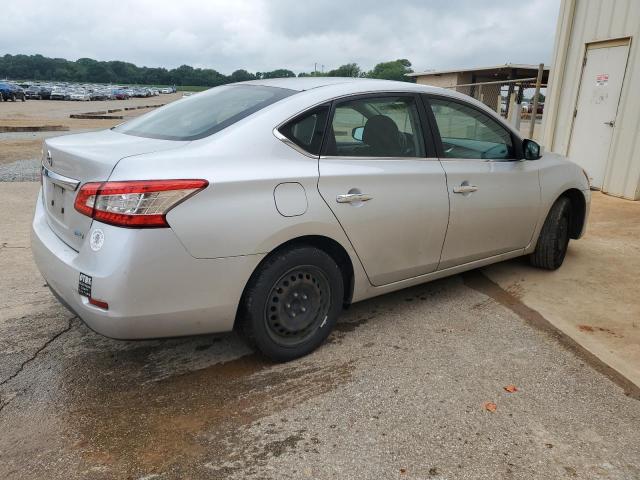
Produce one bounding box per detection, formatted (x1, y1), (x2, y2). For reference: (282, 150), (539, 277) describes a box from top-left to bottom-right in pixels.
(543, 0), (640, 200)
(408, 64), (549, 89)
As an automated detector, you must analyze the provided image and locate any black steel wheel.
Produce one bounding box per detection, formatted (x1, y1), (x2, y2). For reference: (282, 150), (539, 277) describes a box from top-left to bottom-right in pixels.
(264, 265), (331, 346)
(239, 246), (344, 362)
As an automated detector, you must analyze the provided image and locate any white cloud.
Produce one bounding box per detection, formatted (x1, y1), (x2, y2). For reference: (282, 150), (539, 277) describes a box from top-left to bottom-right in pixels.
(0, 0), (560, 73)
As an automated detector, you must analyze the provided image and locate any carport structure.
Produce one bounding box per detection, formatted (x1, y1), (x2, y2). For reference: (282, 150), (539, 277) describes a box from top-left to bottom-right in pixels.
(407, 64), (549, 117)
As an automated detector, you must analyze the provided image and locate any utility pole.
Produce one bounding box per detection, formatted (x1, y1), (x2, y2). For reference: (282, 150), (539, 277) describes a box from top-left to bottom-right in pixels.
(529, 63), (545, 139)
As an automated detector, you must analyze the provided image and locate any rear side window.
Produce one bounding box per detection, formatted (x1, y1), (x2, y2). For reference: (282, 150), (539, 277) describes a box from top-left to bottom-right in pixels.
(325, 96), (425, 158)
(114, 85), (295, 141)
(278, 105), (329, 155)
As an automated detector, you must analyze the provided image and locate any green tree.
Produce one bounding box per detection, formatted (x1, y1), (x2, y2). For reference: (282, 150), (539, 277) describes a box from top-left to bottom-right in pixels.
(262, 69), (296, 79)
(229, 69), (257, 83)
(0, 53), (418, 88)
(297, 71), (326, 77)
(327, 63), (361, 77)
(367, 59), (414, 82)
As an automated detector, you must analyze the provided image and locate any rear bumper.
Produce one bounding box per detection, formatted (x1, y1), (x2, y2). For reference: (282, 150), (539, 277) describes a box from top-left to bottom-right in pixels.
(31, 189), (264, 339)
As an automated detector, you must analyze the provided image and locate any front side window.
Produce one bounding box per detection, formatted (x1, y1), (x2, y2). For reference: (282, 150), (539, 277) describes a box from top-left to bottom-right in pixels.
(115, 85), (295, 141)
(278, 105), (329, 155)
(325, 96), (425, 157)
(428, 97), (514, 160)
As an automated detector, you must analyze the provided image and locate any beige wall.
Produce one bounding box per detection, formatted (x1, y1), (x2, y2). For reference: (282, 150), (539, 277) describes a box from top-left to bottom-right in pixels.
(415, 72), (499, 111)
(415, 72), (474, 89)
(543, 0), (640, 200)
(415, 72), (459, 88)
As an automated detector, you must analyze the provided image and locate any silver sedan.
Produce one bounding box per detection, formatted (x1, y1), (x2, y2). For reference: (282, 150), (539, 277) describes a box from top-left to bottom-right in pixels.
(32, 78), (590, 361)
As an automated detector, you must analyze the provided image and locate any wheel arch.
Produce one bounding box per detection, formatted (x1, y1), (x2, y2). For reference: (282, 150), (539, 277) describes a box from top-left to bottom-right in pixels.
(234, 234), (356, 330)
(559, 188), (587, 239)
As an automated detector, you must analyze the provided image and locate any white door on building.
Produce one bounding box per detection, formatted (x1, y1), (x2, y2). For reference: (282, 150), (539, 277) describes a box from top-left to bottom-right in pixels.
(569, 41), (629, 188)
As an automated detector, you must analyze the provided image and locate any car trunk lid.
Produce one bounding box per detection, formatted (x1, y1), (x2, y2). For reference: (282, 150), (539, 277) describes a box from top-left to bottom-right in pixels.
(42, 129), (189, 251)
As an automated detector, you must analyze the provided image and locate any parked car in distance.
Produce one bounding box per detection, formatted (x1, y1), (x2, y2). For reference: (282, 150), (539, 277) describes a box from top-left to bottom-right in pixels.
(50, 87), (70, 100)
(32, 78), (591, 361)
(89, 90), (108, 101)
(25, 85), (46, 99)
(39, 86), (52, 100)
(0, 80), (178, 101)
(112, 89), (129, 100)
(69, 90), (91, 101)
(0, 82), (26, 101)
(33, 84), (54, 100)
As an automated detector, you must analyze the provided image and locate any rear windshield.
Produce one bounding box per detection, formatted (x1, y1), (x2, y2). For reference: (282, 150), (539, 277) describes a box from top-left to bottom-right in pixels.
(114, 84), (295, 141)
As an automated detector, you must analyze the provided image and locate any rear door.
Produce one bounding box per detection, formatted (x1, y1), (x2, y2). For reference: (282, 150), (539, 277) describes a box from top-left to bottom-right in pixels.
(424, 95), (540, 269)
(317, 93), (449, 286)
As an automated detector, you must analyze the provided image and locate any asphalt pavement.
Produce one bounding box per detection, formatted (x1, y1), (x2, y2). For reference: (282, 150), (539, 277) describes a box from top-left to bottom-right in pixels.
(1, 182), (639, 480)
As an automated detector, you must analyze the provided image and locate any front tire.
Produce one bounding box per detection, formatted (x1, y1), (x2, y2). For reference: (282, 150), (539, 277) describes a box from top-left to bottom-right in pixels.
(239, 246), (344, 362)
(530, 197), (571, 270)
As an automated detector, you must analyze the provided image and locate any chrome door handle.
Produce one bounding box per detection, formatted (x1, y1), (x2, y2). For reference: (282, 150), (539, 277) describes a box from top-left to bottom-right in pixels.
(336, 193), (373, 203)
(453, 185), (478, 194)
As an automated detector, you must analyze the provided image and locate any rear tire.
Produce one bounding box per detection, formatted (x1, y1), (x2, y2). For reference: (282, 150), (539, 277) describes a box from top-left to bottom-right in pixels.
(529, 197), (572, 270)
(238, 246), (344, 362)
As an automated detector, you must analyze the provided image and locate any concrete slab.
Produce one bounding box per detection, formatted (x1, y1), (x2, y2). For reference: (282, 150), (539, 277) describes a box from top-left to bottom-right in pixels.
(484, 192), (640, 389)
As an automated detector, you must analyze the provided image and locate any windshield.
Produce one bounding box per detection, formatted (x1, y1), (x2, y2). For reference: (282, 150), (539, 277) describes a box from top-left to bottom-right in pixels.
(114, 84), (295, 141)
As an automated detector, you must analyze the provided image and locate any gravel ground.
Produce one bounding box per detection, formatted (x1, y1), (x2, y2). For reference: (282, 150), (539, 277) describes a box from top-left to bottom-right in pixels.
(1, 182), (639, 480)
(0, 94), (182, 169)
(0, 158), (41, 182)
(0, 130), (93, 182)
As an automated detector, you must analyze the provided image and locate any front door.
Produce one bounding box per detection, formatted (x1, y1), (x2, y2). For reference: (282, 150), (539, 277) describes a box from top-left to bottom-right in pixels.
(569, 40), (630, 188)
(425, 96), (540, 270)
(318, 94), (449, 286)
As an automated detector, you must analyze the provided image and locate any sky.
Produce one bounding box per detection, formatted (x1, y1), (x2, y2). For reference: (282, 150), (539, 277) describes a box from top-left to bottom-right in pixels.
(0, 0), (560, 74)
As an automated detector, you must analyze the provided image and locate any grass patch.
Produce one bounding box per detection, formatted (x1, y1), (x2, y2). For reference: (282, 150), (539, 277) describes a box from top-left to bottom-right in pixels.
(176, 85), (210, 92)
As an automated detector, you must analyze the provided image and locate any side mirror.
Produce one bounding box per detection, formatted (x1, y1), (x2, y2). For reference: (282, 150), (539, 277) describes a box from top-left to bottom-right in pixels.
(523, 139), (541, 160)
(352, 126), (364, 142)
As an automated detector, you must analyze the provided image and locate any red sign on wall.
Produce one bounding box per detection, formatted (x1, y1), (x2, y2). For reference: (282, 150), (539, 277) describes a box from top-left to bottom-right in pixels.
(596, 73), (609, 86)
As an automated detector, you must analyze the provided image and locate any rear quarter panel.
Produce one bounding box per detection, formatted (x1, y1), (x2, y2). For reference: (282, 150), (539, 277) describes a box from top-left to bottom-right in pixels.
(108, 108), (370, 296)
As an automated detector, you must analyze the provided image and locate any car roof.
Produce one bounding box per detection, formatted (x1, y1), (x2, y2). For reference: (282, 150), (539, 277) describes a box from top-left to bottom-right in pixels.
(240, 76), (443, 94)
(235, 77), (522, 139)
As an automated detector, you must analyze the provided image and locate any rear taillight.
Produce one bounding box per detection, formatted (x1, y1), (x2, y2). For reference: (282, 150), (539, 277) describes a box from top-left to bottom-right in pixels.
(74, 179), (208, 228)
